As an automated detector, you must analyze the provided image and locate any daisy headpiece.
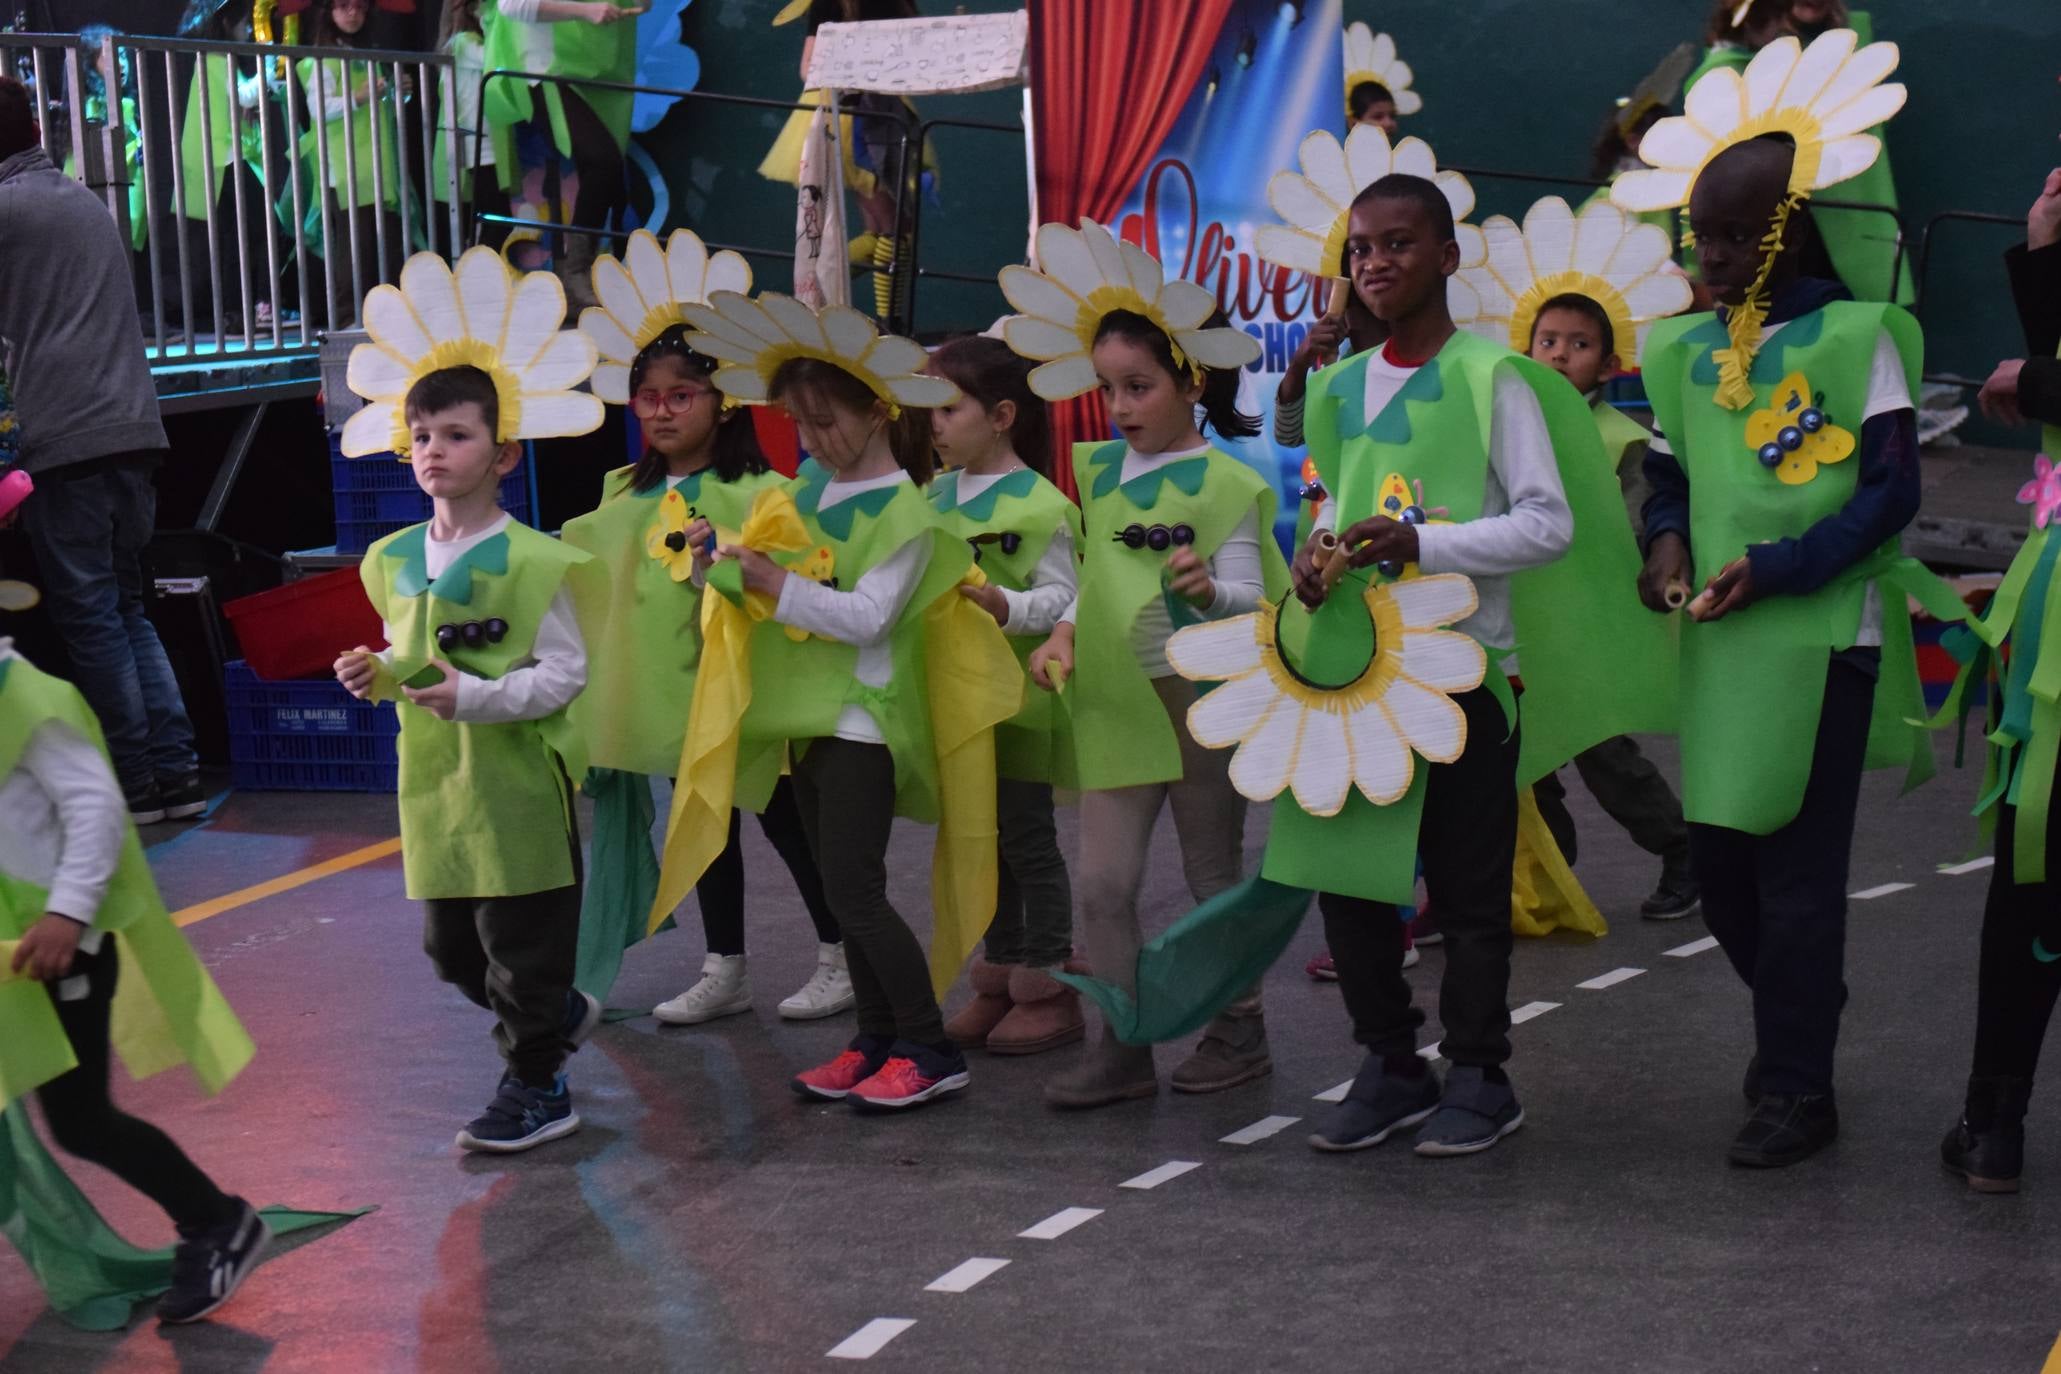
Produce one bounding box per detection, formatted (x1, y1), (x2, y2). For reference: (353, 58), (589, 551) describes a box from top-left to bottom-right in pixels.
(1342, 24), (1421, 118)
(341, 247), (603, 458)
(1454, 196), (1692, 367)
(580, 228), (752, 405)
(998, 219), (1259, 402)
(680, 291), (959, 417)
(1611, 30), (1905, 407)
(1255, 125), (1486, 286)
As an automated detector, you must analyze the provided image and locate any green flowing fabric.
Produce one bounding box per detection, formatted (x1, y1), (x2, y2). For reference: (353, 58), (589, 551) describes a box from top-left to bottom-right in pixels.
(2, 1106), (370, 1332)
(573, 767), (664, 1009)
(1053, 878), (1312, 1045)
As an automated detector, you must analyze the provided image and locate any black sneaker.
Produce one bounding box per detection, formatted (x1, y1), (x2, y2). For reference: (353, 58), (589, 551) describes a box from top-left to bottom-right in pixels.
(456, 1072), (580, 1153)
(563, 988), (603, 1049)
(126, 782), (167, 826)
(158, 773), (209, 821)
(157, 1198), (270, 1324)
(1729, 1093), (1838, 1167)
(1640, 869), (1701, 920)
(1413, 1065), (1524, 1157)
(1308, 1056), (1440, 1152)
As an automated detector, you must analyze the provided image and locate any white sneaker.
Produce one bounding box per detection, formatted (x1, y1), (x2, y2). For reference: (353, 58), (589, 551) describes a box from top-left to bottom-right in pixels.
(653, 954), (753, 1025)
(1402, 945), (1421, 970)
(778, 943), (855, 1020)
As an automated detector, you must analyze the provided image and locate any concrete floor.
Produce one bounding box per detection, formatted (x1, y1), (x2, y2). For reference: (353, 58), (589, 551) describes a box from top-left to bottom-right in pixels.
(4, 734), (2059, 1373)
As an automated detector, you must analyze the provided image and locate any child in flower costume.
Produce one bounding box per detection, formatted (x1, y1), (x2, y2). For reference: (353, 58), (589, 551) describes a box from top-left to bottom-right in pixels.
(560, 228), (847, 1025)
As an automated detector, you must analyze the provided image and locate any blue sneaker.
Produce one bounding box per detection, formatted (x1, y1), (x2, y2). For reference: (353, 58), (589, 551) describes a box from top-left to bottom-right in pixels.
(456, 1072), (581, 1153)
(563, 988), (603, 1049)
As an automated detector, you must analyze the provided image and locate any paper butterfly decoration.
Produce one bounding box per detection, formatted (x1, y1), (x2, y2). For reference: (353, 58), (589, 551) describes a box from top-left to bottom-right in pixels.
(1745, 372), (1852, 486)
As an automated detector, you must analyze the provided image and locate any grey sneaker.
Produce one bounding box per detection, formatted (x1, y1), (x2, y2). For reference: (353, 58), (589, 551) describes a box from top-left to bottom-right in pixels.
(1170, 1011), (1271, 1094)
(1413, 1065), (1524, 1157)
(1309, 1057), (1441, 1152)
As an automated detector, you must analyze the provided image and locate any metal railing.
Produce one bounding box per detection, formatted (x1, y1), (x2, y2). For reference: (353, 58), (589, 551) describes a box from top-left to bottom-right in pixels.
(5, 30), (463, 362)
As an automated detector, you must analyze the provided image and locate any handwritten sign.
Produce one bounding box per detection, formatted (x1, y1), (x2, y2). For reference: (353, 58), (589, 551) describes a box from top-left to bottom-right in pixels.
(805, 10), (1029, 96)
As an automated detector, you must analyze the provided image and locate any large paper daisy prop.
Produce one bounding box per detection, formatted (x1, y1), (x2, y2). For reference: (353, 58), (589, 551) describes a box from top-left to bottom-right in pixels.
(1254, 126), (1486, 284)
(997, 219), (1259, 402)
(341, 247), (602, 458)
(1343, 24), (1421, 117)
(581, 228), (752, 404)
(681, 291), (959, 416)
(1166, 575), (1486, 816)
(1454, 196), (1691, 367)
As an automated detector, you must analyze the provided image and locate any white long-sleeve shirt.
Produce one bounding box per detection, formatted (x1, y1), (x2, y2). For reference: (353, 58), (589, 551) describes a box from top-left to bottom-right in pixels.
(771, 469), (933, 745)
(0, 648), (121, 956)
(376, 514), (588, 724)
(953, 468), (1078, 638)
(1314, 358), (1571, 656)
(1059, 444), (1267, 678)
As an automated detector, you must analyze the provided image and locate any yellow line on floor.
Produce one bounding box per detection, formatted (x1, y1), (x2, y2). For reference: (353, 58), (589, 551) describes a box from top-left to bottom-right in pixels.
(170, 837), (402, 928)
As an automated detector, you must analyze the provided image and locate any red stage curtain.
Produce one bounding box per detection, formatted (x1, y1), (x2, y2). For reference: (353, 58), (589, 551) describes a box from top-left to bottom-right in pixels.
(1028, 0), (1235, 498)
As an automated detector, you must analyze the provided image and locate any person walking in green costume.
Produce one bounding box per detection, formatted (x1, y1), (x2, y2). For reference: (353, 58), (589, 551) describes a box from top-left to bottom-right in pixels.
(332, 246), (611, 1154)
(1615, 29), (1965, 1168)
(561, 228), (847, 1024)
(996, 219), (1291, 1108)
(0, 639), (268, 1324)
(300, 0), (411, 321)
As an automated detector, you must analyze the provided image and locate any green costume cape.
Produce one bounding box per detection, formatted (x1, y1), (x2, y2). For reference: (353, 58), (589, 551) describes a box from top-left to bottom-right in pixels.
(360, 521), (594, 901)
(1642, 299), (1962, 834)
(480, 0), (637, 195)
(297, 56), (402, 211)
(1068, 441), (1291, 791)
(930, 466), (1082, 787)
(1683, 13), (1913, 304)
(1265, 330), (1676, 903)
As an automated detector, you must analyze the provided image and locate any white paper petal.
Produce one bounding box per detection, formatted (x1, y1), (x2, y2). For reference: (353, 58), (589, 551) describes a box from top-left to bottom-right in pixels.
(1390, 136), (1437, 184)
(360, 283), (431, 362)
(998, 264), (1085, 327)
(1178, 327), (1261, 369)
(1774, 26), (1856, 112)
(1342, 127), (1394, 206)
(1036, 223), (1104, 302)
(1437, 171), (1478, 226)
(685, 333), (761, 367)
(589, 360), (630, 405)
(1289, 706), (1353, 816)
(453, 246), (516, 347)
(713, 365), (769, 401)
(1639, 117), (1718, 176)
(1004, 317), (1084, 361)
(1157, 279), (1217, 331)
(1347, 700), (1413, 804)
(1621, 271), (1695, 322)
(1267, 174), (1342, 241)
(761, 293), (828, 353)
(1228, 694), (1302, 801)
(1611, 169), (1694, 214)
(885, 375), (961, 409)
(1166, 615), (1265, 681)
(1386, 574), (1478, 630)
(1184, 672), (1276, 748)
(1027, 354), (1098, 401)
(345, 343), (415, 400)
(503, 270), (567, 372)
(1815, 135), (1885, 188)
(579, 306), (639, 369)
(863, 334), (928, 379)
(1254, 225), (1328, 277)
(818, 305), (880, 364)
(399, 252), (463, 345)
(521, 392), (605, 439)
(338, 402), (397, 458)
(518, 329), (597, 395)
(1809, 38), (1897, 121)
(1816, 85), (1903, 141)
(1394, 628), (1486, 693)
(1384, 676), (1466, 762)
(1298, 129), (1354, 211)
(593, 254), (650, 341)
(703, 250), (753, 301)
(681, 299), (770, 356)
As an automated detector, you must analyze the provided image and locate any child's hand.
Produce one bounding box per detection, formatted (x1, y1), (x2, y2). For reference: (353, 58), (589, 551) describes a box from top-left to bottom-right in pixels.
(1027, 626), (1074, 692)
(1638, 533), (1692, 614)
(1290, 536), (1330, 609)
(335, 646), (379, 699)
(588, 1), (643, 21)
(1340, 516), (1418, 570)
(1688, 557), (1754, 622)
(1290, 316), (1348, 374)
(686, 517), (716, 573)
(959, 580), (1010, 625)
(1979, 359), (2026, 427)
(401, 657), (461, 719)
(2029, 167), (2061, 252)
(720, 545), (788, 599)
(11, 914), (83, 982)
(1165, 547), (1215, 607)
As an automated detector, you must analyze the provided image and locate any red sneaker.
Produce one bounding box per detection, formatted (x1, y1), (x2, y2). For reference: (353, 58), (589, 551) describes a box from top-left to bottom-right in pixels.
(1305, 950), (1338, 982)
(848, 1043), (970, 1111)
(792, 1040), (890, 1101)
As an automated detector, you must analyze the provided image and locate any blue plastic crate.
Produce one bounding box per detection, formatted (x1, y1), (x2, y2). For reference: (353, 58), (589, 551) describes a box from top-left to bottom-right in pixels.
(224, 660), (399, 792)
(329, 437), (533, 554)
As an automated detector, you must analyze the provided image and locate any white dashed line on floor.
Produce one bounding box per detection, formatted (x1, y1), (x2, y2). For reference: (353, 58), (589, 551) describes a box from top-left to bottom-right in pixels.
(1664, 936), (1720, 957)
(827, 1318), (916, 1359)
(1220, 1115), (1302, 1145)
(1850, 882), (1915, 899)
(1017, 1207), (1101, 1240)
(924, 1258), (1010, 1294)
(1940, 857), (1995, 876)
(1120, 1160), (1202, 1190)
(1577, 967), (1646, 990)
(1312, 1079), (1352, 1103)
(1510, 1001), (1561, 1025)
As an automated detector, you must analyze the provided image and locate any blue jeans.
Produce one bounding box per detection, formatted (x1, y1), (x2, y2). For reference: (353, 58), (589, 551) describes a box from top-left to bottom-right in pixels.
(23, 456), (197, 794)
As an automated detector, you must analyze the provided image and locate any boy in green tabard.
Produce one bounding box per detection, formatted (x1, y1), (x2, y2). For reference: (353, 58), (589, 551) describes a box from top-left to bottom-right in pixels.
(335, 366), (603, 1154)
(1525, 293), (1697, 920)
(1284, 176), (1670, 1159)
(1631, 133), (1942, 1167)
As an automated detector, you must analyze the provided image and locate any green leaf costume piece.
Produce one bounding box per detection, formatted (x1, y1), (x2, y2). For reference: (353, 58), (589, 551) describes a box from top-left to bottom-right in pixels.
(1641, 300), (1960, 834)
(480, 0), (638, 195)
(360, 522), (595, 900)
(930, 467), (1082, 786)
(296, 57), (403, 211)
(1067, 441), (1290, 791)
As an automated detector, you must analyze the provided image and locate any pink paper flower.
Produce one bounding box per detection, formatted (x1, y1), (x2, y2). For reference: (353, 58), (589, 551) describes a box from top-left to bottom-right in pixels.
(2017, 455), (2061, 530)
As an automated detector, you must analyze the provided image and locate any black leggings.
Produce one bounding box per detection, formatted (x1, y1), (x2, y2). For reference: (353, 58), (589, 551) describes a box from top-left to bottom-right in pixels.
(697, 776), (840, 956)
(1969, 753), (2061, 1081)
(532, 86), (624, 233)
(35, 942), (237, 1235)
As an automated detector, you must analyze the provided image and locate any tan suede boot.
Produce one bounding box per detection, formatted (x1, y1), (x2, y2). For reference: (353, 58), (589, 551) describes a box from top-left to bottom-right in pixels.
(987, 966), (1086, 1056)
(942, 959), (1014, 1050)
(1043, 1028), (1157, 1108)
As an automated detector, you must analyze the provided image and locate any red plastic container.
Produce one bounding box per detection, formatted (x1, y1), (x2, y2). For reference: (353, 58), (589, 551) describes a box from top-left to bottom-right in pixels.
(223, 567), (385, 681)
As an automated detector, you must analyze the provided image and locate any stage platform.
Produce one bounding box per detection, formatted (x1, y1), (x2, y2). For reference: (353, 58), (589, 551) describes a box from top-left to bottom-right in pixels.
(149, 339), (321, 417)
